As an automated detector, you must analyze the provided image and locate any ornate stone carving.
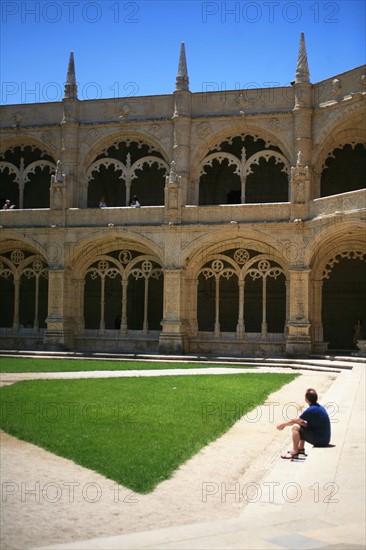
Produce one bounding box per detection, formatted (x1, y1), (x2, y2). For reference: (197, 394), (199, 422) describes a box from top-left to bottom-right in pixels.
(266, 118), (280, 131)
(197, 122), (211, 139)
(42, 131), (56, 151)
(290, 154), (309, 204)
(322, 251), (366, 279)
(119, 103), (130, 123)
(149, 124), (161, 138)
(86, 128), (98, 145)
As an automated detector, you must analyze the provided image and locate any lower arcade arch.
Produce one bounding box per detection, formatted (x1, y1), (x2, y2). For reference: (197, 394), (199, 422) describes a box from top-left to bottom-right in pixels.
(321, 253), (366, 350)
(196, 248), (287, 338)
(82, 249), (163, 333)
(0, 248), (49, 331)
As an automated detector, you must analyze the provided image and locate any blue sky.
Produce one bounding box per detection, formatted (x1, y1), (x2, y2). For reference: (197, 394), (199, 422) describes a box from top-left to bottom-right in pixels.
(1, 0), (365, 104)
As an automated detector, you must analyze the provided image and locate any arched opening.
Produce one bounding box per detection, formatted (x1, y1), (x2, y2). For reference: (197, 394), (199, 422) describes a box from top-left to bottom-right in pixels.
(0, 145), (55, 209)
(199, 160), (241, 205)
(0, 276), (14, 327)
(87, 165), (126, 208)
(197, 276), (215, 331)
(83, 251), (163, 333)
(321, 143), (366, 197)
(246, 157), (288, 203)
(23, 166), (53, 209)
(198, 135), (288, 205)
(0, 249), (49, 330)
(87, 140), (167, 207)
(322, 257), (366, 349)
(196, 249), (286, 339)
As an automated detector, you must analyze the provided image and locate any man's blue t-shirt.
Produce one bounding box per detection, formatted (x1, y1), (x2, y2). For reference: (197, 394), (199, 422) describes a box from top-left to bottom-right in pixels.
(300, 403), (331, 446)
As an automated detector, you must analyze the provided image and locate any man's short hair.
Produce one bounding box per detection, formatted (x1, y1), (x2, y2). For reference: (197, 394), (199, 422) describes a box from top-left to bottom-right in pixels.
(305, 388), (318, 404)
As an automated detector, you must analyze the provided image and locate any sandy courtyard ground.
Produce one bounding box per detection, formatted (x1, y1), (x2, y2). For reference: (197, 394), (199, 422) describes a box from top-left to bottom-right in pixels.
(0, 369), (336, 549)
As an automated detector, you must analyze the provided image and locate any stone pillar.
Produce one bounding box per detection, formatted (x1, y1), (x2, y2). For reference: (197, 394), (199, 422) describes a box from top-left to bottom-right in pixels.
(44, 267), (74, 350)
(292, 32), (313, 216)
(164, 161), (182, 224)
(159, 268), (187, 353)
(172, 89), (191, 206)
(285, 268), (312, 357)
(61, 65), (80, 208)
(310, 278), (328, 353)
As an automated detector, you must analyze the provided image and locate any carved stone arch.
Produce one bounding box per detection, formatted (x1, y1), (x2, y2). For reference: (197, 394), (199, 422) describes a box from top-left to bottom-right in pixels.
(198, 152), (241, 178)
(318, 140), (366, 197)
(0, 138), (56, 159)
(0, 246), (49, 331)
(196, 252), (241, 280)
(191, 125), (291, 180)
(131, 156), (169, 176)
(321, 250), (366, 280)
(0, 142), (56, 209)
(318, 140), (366, 172)
(0, 235), (48, 260)
(243, 150), (290, 204)
(307, 220), (366, 278)
(0, 161), (21, 184)
(195, 244), (287, 337)
(319, 247), (366, 350)
(70, 233), (164, 279)
(86, 158), (126, 182)
(81, 131), (170, 172)
(85, 136), (169, 207)
(194, 131), (289, 205)
(184, 233), (287, 277)
(83, 247), (163, 333)
(241, 253), (286, 279)
(314, 101), (366, 154)
(243, 151), (290, 177)
(23, 159), (56, 182)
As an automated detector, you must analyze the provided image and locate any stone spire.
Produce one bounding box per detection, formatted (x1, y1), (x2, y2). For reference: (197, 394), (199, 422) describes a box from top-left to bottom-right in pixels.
(175, 42), (189, 92)
(64, 52), (78, 100)
(295, 32), (310, 84)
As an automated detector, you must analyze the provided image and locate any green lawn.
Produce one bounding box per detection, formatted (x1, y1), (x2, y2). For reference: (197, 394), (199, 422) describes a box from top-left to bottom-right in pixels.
(0, 373), (297, 493)
(0, 357), (254, 373)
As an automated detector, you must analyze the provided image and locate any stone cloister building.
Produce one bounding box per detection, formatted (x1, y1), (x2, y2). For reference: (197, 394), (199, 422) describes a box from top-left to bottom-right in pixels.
(0, 34), (365, 356)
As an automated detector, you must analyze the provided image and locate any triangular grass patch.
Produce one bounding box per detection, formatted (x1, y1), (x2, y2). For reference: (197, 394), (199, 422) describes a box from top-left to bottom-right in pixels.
(0, 374), (297, 493)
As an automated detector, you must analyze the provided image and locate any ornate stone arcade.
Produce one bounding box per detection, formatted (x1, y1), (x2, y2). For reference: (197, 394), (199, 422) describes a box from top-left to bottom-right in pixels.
(0, 34), (365, 356)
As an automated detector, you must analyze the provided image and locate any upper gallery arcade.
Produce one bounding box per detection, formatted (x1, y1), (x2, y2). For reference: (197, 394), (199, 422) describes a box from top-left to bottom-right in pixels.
(0, 34), (365, 357)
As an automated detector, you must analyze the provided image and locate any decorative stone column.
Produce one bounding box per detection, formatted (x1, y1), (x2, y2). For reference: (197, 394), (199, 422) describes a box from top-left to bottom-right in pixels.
(310, 278), (328, 353)
(43, 267), (74, 350)
(285, 268), (312, 356)
(291, 32), (313, 220)
(159, 268), (187, 354)
(172, 42), (191, 206)
(164, 161), (182, 224)
(61, 52), (80, 208)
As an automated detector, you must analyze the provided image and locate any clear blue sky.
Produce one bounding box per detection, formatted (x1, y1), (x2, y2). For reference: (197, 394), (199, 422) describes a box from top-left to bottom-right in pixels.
(1, 0), (365, 104)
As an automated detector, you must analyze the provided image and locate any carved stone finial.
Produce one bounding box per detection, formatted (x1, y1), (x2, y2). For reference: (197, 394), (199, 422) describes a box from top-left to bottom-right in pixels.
(332, 78), (342, 97)
(12, 111), (24, 129)
(295, 32), (310, 84)
(175, 42), (189, 92)
(119, 103), (130, 123)
(64, 52), (78, 100)
(297, 150), (302, 166)
(166, 160), (181, 185)
(51, 160), (65, 184)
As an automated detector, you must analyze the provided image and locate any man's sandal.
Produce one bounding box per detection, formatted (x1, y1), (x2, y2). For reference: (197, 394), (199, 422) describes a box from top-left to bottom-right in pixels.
(298, 448), (308, 456)
(281, 451), (299, 460)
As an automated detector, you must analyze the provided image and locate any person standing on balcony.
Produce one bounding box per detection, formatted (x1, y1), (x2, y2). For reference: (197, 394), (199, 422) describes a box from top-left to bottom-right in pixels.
(99, 196), (107, 208)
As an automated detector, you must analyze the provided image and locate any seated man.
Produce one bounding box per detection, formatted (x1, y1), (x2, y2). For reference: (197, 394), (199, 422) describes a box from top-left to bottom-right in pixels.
(277, 388), (331, 459)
